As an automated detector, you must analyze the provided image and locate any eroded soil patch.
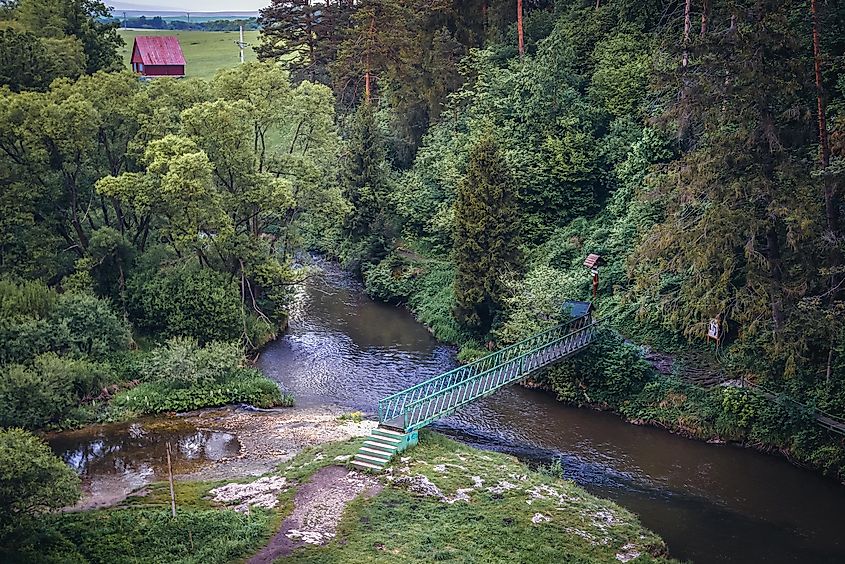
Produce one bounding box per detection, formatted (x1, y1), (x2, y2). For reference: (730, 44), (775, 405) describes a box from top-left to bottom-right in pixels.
(248, 465), (381, 563)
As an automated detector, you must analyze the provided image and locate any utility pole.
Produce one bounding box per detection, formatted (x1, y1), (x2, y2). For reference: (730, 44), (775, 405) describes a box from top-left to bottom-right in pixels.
(234, 25), (250, 64)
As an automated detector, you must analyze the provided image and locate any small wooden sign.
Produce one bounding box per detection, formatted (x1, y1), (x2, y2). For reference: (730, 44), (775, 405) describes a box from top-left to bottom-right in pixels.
(707, 318), (720, 341)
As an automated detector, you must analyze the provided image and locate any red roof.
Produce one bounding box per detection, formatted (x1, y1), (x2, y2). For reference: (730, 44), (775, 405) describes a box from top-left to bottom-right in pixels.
(132, 36), (186, 66)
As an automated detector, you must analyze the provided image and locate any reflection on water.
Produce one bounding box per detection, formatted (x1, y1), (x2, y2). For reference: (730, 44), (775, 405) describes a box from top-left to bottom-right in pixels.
(258, 260), (845, 564)
(48, 418), (239, 506)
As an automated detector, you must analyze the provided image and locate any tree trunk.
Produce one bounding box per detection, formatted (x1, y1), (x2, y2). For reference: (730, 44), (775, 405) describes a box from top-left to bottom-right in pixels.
(517, 0), (524, 59)
(682, 0), (692, 68)
(364, 15), (375, 102)
(811, 0), (838, 235)
(701, 0), (710, 36)
(767, 223), (785, 334)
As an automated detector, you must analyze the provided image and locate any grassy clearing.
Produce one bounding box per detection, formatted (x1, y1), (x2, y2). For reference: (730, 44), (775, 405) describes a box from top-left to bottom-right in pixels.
(117, 29), (260, 80)
(280, 432), (674, 563)
(17, 433), (671, 563)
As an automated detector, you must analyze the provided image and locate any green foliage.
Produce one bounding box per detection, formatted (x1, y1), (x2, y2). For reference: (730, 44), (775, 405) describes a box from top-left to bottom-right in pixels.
(113, 370), (290, 414)
(546, 330), (653, 407)
(0, 428), (81, 529)
(128, 267), (241, 344)
(0, 354), (114, 429)
(113, 337), (290, 413)
(0, 284), (130, 365)
(0, 277), (55, 320)
(407, 262), (470, 345)
(453, 134), (522, 335)
(16, 507), (271, 564)
(139, 338), (243, 388)
(362, 255), (418, 304)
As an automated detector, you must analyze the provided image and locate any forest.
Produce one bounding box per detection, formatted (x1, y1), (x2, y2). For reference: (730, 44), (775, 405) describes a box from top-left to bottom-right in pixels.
(1, 0), (845, 560)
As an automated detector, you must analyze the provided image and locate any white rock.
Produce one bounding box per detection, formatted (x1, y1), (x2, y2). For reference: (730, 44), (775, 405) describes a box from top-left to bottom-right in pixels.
(532, 513), (551, 524)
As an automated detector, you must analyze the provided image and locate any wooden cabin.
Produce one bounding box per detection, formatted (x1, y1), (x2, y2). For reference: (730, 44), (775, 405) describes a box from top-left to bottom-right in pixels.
(130, 36), (186, 78)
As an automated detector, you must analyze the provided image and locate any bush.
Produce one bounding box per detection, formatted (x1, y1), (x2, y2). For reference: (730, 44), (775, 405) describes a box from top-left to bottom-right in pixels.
(0, 278), (56, 320)
(407, 263), (470, 344)
(128, 267), (242, 343)
(0, 428), (81, 531)
(49, 293), (132, 359)
(140, 338), (243, 388)
(545, 329), (653, 407)
(113, 368), (291, 414)
(0, 289), (130, 364)
(9, 507), (271, 564)
(362, 255), (418, 304)
(0, 354), (115, 429)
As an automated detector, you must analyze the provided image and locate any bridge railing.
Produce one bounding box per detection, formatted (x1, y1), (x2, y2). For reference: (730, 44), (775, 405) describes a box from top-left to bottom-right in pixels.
(398, 320), (600, 430)
(377, 315), (600, 427)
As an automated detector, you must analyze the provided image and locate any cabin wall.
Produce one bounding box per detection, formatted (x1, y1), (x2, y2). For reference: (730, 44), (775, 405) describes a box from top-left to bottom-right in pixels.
(142, 65), (185, 77)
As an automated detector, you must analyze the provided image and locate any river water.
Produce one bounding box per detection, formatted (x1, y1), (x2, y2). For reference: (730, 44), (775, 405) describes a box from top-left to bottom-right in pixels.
(255, 262), (845, 564)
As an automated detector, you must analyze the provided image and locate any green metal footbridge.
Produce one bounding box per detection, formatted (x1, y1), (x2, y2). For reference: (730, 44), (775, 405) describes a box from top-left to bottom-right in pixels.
(350, 312), (603, 471)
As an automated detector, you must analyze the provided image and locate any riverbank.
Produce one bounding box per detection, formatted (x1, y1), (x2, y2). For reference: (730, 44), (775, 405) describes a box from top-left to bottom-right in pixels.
(49, 404), (377, 510)
(34, 426), (676, 563)
(354, 255), (845, 485)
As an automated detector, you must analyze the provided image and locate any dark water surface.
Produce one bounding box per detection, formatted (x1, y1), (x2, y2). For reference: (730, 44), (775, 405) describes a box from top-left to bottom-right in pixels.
(257, 262), (845, 564)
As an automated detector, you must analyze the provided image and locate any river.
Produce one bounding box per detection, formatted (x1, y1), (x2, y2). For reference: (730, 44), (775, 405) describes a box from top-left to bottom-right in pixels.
(254, 262), (845, 564)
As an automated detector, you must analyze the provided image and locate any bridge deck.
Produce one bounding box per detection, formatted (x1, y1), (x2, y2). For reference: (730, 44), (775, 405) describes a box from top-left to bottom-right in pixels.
(378, 316), (600, 432)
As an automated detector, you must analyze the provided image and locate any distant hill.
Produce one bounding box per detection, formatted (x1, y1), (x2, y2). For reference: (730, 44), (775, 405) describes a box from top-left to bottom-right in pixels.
(109, 10), (259, 20)
(106, 2), (259, 19)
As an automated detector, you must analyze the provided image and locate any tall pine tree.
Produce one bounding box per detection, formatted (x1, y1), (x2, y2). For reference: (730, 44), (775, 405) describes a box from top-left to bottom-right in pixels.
(343, 102), (392, 266)
(453, 134), (522, 336)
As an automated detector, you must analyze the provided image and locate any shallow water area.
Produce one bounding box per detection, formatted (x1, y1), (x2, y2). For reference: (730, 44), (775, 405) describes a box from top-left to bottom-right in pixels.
(47, 416), (240, 509)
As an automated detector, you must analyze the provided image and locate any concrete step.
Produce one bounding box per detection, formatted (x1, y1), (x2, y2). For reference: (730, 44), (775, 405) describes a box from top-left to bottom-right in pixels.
(363, 439), (397, 452)
(350, 459), (383, 472)
(375, 426), (405, 438)
(355, 453), (389, 465)
(370, 431), (402, 445)
(360, 446), (393, 459)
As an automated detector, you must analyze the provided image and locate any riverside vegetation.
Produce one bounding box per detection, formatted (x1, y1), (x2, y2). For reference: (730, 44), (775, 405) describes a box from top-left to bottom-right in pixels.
(0, 0), (844, 561)
(3, 430), (675, 563)
(264, 0), (845, 482)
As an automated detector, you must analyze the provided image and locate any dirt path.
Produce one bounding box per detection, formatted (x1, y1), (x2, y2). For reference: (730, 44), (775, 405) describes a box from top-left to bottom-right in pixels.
(248, 465), (382, 563)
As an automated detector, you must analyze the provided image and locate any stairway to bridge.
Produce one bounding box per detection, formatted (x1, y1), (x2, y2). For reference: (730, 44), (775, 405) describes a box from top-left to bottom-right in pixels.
(350, 313), (602, 472)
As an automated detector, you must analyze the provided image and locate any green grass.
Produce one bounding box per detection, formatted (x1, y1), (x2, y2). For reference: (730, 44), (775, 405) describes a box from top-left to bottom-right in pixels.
(117, 29), (260, 80)
(282, 432), (674, 563)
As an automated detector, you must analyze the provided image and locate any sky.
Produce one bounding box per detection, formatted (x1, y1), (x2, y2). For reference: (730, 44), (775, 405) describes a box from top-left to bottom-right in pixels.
(109, 0), (264, 13)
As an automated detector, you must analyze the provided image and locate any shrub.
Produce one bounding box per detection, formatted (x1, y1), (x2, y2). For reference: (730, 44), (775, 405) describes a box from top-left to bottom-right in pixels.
(140, 338), (243, 388)
(0, 278), (56, 321)
(113, 368), (291, 414)
(0, 354), (114, 428)
(0, 290), (130, 364)
(362, 256), (418, 304)
(407, 263), (470, 344)
(546, 329), (653, 407)
(0, 428), (81, 530)
(128, 267), (242, 343)
(50, 293), (131, 359)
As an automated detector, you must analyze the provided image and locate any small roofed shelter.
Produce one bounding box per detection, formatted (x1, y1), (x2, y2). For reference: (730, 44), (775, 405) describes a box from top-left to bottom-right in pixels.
(130, 36), (186, 77)
(562, 300), (594, 329)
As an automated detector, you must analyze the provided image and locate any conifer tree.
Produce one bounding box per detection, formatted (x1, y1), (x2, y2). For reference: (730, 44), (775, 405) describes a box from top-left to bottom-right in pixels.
(453, 134), (522, 336)
(343, 102), (391, 264)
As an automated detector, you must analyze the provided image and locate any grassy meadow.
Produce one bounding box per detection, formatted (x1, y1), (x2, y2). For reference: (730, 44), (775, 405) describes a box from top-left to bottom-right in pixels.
(118, 29), (260, 80)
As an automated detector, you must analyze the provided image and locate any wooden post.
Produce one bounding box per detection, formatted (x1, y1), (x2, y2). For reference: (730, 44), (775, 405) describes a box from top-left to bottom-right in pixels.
(166, 441), (176, 517)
